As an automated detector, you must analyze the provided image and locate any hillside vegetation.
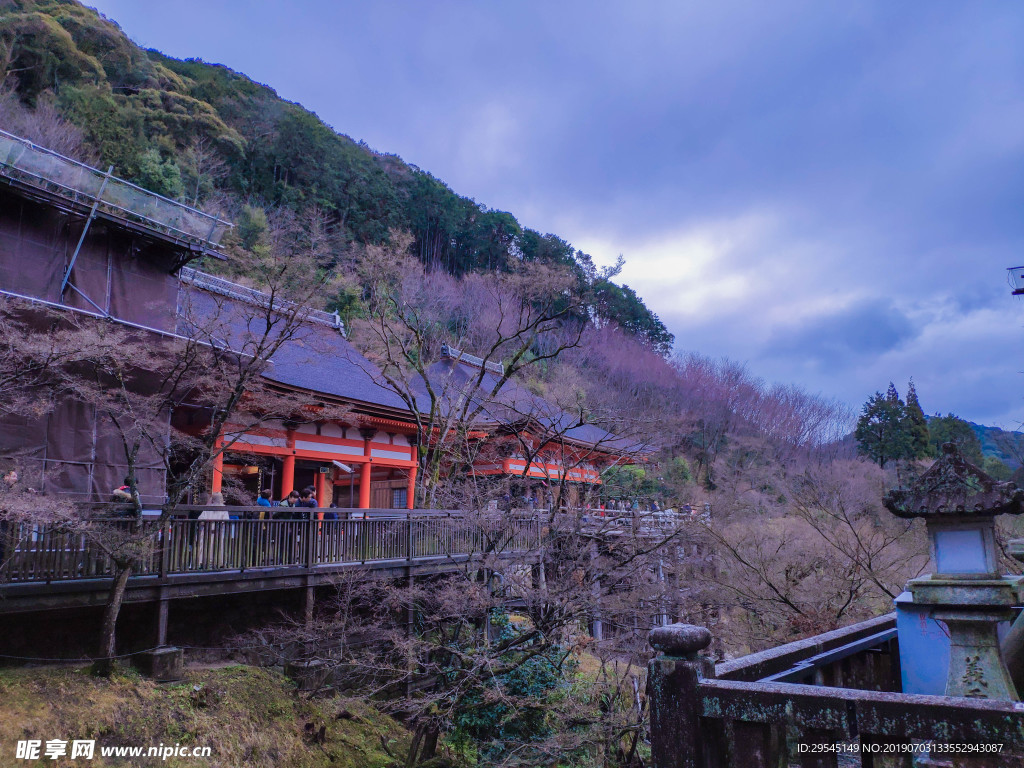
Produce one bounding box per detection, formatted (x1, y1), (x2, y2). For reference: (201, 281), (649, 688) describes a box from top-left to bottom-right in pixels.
(0, 0), (672, 355)
(0, 665), (409, 767)
(9, 5), (1024, 768)
(969, 421), (1024, 471)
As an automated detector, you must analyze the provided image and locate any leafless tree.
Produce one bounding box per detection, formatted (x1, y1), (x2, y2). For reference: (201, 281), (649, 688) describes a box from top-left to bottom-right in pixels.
(352, 232), (591, 508)
(673, 355), (755, 489)
(245, 502), (685, 767)
(0, 84), (96, 162)
(695, 458), (928, 654)
(0, 302), (115, 565)
(788, 459), (928, 600)
(180, 135), (229, 208)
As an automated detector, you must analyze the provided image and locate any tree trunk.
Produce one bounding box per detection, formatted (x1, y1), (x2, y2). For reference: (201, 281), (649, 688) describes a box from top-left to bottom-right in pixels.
(419, 720), (439, 762)
(93, 562), (132, 677)
(405, 721), (424, 768)
(405, 719), (440, 767)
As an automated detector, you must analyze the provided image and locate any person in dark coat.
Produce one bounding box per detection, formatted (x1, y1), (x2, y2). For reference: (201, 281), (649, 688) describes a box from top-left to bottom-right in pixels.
(295, 489), (318, 515)
(275, 491), (300, 519)
(284, 489), (318, 562)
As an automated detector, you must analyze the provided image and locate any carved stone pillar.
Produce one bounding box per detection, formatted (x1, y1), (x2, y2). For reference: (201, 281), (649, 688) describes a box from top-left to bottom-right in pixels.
(647, 624), (715, 768)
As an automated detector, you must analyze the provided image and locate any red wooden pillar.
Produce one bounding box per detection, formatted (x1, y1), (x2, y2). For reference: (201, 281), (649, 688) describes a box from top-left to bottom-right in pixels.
(281, 429), (296, 497)
(358, 428), (374, 509)
(358, 462), (371, 509)
(316, 469), (331, 509)
(406, 445), (418, 510)
(211, 436), (224, 494)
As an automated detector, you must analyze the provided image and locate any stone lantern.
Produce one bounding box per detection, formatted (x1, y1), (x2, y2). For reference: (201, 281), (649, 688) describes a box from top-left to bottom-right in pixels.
(884, 443), (1024, 700)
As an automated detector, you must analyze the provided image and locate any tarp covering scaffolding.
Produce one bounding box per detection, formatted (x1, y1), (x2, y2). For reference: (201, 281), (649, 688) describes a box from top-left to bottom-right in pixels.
(0, 186), (183, 332)
(0, 127), (226, 503)
(0, 399), (168, 504)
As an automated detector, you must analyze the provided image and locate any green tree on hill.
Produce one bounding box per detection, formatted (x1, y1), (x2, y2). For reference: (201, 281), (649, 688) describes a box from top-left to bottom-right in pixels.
(927, 413), (984, 464)
(135, 147), (182, 199)
(855, 384), (913, 468)
(903, 378), (932, 459)
(983, 455), (1013, 480)
(591, 280), (675, 355)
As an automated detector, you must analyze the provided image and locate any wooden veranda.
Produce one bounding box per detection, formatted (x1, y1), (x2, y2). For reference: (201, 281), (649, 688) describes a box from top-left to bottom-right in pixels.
(0, 510), (544, 641)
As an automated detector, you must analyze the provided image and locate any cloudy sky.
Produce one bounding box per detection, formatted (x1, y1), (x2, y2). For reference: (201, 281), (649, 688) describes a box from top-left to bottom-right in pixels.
(88, 0), (1024, 427)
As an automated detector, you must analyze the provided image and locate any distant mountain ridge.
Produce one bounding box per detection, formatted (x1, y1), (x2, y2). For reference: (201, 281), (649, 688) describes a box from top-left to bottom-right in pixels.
(921, 414), (1024, 469)
(968, 420), (1024, 469)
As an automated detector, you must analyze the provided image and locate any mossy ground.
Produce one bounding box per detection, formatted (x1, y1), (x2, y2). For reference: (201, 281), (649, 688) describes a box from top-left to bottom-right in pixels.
(0, 664), (409, 768)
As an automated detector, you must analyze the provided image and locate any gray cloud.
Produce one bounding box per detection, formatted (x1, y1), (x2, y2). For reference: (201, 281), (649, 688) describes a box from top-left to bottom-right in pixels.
(766, 300), (917, 365)
(88, 0), (1024, 424)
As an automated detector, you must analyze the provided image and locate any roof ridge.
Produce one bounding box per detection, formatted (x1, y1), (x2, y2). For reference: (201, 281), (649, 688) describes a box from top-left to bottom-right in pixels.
(180, 267), (346, 335)
(440, 343), (504, 375)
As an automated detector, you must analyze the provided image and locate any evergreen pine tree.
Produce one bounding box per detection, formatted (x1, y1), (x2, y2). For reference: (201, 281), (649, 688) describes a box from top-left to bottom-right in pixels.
(855, 387), (913, 468)
(903, 378), (931, 459)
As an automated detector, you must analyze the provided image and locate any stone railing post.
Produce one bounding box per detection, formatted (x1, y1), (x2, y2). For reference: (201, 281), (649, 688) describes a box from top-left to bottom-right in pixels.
(647, 624), (714, 768)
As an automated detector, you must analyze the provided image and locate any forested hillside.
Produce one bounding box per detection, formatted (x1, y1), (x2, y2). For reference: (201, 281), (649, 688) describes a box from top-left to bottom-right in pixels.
(0, 0), (673, 354)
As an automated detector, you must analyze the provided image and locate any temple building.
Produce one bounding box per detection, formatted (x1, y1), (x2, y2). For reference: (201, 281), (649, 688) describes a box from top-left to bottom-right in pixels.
(177, 269), (418, 509)
(0, 128), (640, 510)
(0, 129), (418, 509)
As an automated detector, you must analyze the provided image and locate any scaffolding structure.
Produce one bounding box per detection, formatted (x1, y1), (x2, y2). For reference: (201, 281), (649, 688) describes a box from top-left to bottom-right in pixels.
(0, 129), (231, 251)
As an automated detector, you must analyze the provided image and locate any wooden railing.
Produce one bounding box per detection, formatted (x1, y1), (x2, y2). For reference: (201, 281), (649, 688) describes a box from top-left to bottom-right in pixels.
(647, 620), (1024, 768)
(0, 512), (542, 584)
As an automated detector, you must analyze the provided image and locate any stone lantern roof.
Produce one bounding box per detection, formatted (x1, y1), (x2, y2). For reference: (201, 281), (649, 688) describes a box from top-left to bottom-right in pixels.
(882, 443), (1024, 520)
